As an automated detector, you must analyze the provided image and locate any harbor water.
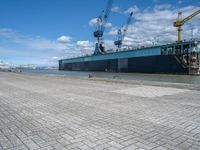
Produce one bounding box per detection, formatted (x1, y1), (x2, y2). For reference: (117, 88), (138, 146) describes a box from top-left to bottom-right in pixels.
(17, 69), (200, 85)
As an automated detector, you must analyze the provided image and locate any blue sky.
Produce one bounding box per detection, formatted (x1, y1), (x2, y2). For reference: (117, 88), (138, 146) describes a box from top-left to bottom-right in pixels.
(0, 0), (200, 66)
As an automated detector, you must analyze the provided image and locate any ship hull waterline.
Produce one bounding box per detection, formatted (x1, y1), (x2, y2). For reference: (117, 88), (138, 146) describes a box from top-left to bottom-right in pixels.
(59, 55), (189, 75)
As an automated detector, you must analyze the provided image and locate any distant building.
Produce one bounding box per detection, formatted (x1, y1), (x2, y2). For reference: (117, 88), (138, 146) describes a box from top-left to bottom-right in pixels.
(0, 61), (10, 69)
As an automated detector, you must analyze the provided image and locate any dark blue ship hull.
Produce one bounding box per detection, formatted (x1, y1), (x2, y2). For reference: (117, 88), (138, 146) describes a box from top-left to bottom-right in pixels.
(59, 55), (188, 74)
(59, 40), (200, 75)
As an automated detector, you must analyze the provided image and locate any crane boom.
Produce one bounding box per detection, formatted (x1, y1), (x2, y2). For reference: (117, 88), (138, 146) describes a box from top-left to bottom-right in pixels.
(94, 0), (113, 55)
(174, 9), (200, 42)
(114, 12), (133, 50)
(102, 0), (113, 33)
(122, 12), (133, 41)
(182, 10), (200, 24)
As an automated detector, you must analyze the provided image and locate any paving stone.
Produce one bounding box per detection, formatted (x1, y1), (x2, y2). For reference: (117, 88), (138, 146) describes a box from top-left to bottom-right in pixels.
(122, 144), (138, 150)
(52, 143), (67, 150)
(152, 146), (168, 150)
(38, 146), (54, 150)
(7, 145), (28, 150)
(109, 141), (124, 149)
(0, 73), (200, 150)
(176, 141), (193, 149)
(93, 143), (111, 150)
(7, 134), (23, 147)
(121, 139), (137, 146)
(0, 140), (13, 149)
(22, 139), (40, 150)
(79, 144), (93, 150)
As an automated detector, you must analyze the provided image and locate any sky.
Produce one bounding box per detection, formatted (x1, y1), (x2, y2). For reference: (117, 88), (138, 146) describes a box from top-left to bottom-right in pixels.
(0, 0), (200, 66)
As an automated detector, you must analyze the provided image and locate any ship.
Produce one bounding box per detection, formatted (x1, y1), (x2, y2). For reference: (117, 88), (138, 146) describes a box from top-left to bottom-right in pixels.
(59, 40), (200, 75)
(59, 1), (200, 75)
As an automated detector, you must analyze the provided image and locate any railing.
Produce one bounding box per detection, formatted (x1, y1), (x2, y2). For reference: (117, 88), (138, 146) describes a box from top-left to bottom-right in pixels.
(174, 55), (188, 68)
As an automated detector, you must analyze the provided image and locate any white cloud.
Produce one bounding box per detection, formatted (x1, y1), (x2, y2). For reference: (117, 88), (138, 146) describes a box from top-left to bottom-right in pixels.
(57, 35), (71, 43)
(89, 18), (97, 26)
(104, 40), (115, 50)
(111, 5), (200, 48)
(124, 5), (139, 14)
(105, 22), (112, 28)
(1, 4), (200, 65)
(18, 37), (71, 51)
(0, 28), (72, 51)
(154, 4), (172, 11)
(77, 40), (90, 47)
(0, 28), (16, 38)
(89, 18), (112, 27)
(111, 6), (120, 13)
(108, 27), (119, 35)
(51, 56), (60, 60)
(0, 28), (95, 65)
(76, 40), (94, 52)
(48, 56), (62, 62)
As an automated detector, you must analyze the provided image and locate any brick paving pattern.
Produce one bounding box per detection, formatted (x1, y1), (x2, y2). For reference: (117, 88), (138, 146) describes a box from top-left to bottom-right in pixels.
(0, 72), (200, 150)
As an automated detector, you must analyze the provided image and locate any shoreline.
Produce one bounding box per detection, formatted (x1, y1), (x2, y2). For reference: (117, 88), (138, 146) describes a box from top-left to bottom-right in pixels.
(1, 71), (200, 91)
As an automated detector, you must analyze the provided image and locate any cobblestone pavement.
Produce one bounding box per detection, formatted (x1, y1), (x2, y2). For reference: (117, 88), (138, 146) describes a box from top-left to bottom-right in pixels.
(0, 72), (200, 150)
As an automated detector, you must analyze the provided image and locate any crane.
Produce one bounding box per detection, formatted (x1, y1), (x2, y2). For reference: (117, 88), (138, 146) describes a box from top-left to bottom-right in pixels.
(93, 0), (113, 55)
(174, 9), (200, 42)
(114, 12), (133, 51)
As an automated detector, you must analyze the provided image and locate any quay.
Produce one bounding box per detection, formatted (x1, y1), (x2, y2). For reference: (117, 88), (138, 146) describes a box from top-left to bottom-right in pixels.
(0, 72), (200, 150)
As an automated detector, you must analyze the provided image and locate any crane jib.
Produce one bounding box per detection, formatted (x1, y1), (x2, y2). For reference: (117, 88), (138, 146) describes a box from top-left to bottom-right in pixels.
(93, 0), (113, 54)
(182, 9), (200, 24)
(174, 9), (200, 42)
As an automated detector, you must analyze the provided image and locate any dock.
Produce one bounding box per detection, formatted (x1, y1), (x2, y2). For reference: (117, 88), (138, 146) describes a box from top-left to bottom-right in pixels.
(0, 72), (200, 150)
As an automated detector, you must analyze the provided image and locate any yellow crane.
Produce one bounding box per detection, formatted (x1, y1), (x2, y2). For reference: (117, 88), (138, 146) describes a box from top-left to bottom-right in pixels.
(174, 9), (200, 42)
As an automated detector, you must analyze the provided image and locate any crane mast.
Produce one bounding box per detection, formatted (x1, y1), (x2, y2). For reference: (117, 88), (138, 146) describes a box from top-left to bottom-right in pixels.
(114, 12), (133, 51)
(93, 0), (113, 55)
(174, 9), (200, 42)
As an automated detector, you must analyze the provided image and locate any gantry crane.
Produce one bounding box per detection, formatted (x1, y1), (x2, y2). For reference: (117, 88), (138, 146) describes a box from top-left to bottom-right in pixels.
(174, 9), (200, 42)
(93, 0), (113, 55)
(114, 12), (133, 51)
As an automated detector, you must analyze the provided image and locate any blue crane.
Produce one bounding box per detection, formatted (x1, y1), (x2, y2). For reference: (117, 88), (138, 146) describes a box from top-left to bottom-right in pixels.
(114, 12), (133, 51)
(93, 0), (113, 55)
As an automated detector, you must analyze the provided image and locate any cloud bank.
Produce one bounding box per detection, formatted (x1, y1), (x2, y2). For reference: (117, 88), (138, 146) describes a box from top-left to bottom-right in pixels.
(1, 4), (200, 65)
(110, 5), (200, 47)
(57, 35), (71, 43)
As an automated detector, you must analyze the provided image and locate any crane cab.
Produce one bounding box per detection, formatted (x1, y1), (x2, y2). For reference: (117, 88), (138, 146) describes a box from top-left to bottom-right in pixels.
(94, 30), (103, 38)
